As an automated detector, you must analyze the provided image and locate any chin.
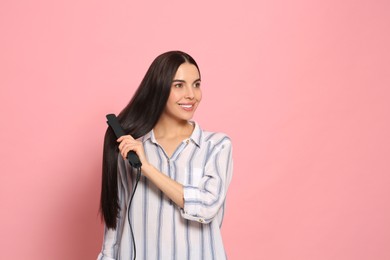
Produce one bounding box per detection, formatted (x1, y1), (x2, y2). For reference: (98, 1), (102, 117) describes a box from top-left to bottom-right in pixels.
(177, 113), (195, 122)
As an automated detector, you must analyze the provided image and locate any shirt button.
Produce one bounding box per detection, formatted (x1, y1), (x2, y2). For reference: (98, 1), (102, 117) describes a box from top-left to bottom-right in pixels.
(198, 218), (204, 223)
(186, 139), (190, 144)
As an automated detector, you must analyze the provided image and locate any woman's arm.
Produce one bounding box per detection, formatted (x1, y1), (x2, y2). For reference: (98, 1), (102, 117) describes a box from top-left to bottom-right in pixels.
(116, 134), (233, 223)
(141, 163), (184, 208)
(181, 136), (233, 223)
(117, 135), (185, 208)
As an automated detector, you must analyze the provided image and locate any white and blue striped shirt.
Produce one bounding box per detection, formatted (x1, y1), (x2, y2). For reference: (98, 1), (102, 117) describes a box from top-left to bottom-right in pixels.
(98, 121), (233, 260)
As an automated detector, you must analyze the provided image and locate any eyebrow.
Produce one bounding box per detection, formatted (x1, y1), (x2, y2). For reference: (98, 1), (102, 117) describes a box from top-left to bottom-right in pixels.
(172, 78), (201, 83)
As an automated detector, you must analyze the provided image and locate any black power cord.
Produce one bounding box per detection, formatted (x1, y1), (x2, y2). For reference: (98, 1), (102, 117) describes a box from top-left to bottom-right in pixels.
(105, 114), (142, 259)
(128, 167), (141, 260)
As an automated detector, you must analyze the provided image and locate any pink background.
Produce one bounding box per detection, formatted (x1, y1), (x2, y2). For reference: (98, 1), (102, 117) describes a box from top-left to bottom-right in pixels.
(1, 0), (389, 259)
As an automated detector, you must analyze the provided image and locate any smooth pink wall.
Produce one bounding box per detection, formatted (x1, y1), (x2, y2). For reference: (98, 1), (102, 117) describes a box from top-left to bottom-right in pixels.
(1, 0), (389, 259)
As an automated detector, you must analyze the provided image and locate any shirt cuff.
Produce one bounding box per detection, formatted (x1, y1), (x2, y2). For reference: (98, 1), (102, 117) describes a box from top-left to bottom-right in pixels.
(97, 252), (116, 260)
(181, 185), (207, 223)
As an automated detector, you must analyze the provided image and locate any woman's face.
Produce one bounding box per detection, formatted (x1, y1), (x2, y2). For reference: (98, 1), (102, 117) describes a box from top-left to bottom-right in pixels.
(162, 62), (202, 122)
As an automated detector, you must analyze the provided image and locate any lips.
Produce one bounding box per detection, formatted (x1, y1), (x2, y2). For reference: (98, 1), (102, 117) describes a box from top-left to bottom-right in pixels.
(178, 103), (196, 110)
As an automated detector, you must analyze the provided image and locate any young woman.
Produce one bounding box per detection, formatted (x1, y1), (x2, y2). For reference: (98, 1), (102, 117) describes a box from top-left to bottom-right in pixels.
(98, 51), (233, 260)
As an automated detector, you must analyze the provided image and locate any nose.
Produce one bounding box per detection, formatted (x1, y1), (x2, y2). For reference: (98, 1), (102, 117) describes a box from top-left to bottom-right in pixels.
(185, 86), (195, 99)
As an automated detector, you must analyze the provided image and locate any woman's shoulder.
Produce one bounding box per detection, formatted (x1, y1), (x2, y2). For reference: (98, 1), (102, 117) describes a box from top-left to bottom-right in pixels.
(202, 130), (231, 141)
(191, 121), (232, 148)
(199, 128), (232, 147)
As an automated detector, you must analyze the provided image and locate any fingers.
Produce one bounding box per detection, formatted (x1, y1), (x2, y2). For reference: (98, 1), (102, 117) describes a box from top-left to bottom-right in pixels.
(120, 143), (137, 159)
(117, 135), (140, 159)
(117, 135), (134, 142)
(117, 135), (134, 151)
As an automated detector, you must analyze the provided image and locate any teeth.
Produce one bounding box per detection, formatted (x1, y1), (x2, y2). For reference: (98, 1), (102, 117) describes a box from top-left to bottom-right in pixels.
(180, 104), (193, 108)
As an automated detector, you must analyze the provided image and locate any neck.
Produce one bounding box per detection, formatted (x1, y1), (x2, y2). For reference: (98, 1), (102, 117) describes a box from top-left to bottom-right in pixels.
(154, 116), (193, 139)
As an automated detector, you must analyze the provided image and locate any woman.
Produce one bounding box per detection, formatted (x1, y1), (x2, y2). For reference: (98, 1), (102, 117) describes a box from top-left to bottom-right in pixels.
(98, 51), (233, 260)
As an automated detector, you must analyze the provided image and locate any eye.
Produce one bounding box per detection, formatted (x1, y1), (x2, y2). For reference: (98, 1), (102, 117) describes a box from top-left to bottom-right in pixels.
(194, 82), (201, 88)
(174, 83), (183, 88)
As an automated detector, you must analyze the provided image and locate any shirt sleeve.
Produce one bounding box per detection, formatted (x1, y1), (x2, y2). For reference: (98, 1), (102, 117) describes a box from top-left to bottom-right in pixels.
(97, 226), (120, 260)
(181, 136), (233, 224)
(97, 157), (127, 260)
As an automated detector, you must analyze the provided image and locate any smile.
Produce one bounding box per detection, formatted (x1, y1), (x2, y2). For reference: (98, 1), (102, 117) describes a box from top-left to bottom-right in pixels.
(178, 103), (196, 111)
(179, 104), (194, 108)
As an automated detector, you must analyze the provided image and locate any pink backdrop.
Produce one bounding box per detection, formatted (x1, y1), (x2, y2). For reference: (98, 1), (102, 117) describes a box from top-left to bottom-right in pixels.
(1, 0), (389, 259)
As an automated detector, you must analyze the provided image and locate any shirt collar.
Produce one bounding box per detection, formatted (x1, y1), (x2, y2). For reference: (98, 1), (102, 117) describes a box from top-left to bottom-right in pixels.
(189, 121), (202, 147)
(142, 121), (202, 147)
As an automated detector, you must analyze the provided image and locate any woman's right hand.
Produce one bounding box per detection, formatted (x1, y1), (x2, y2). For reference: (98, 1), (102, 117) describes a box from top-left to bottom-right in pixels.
(117, 135), (149, 167)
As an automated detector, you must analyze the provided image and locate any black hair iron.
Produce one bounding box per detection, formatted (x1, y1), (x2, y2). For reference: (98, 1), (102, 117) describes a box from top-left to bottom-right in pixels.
(106, 114), (142, 168)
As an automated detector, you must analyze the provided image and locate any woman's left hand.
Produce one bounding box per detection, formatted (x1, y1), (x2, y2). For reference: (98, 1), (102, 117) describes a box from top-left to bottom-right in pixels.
(117, 135), (149, 167)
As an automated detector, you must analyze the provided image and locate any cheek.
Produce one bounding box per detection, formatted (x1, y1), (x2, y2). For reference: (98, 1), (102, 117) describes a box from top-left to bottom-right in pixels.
(197, 90), (202, 101)
(167, 91), (179, 103)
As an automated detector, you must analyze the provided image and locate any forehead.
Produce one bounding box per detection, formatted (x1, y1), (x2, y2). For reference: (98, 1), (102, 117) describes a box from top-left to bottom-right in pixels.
(174, 63), (200, 80)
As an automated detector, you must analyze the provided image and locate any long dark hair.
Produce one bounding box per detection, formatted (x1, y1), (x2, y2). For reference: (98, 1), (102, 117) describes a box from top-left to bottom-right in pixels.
(100, 51), (200, 229)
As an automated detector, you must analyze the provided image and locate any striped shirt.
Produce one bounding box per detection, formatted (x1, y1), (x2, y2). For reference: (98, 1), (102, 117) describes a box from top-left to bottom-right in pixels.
(98, 121), (233, 260)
